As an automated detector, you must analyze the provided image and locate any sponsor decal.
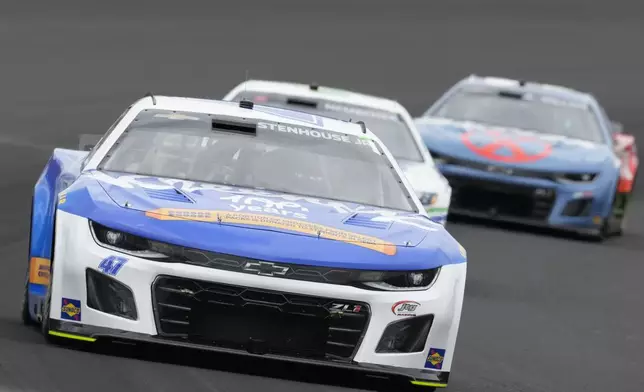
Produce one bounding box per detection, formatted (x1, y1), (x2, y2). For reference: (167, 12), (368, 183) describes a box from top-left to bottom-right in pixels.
(391, 300), (420, 316)
(28, 257), (51, 285)
(98, 255), (128, 276)
(462, 129), (552, 163)
(222, 195), (309, 219)
(145, 208), (397, 255)
(61, 298), (81, 321)
(256, 122), (376, 151)
(424, 348), (446, 369)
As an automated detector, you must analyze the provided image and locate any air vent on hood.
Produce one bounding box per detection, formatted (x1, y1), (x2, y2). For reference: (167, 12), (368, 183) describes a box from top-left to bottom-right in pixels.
(343, 213), (392, 230)
(144, 188), (193, 203)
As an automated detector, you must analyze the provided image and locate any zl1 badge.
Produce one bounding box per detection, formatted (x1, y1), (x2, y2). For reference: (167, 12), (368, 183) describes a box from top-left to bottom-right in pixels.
(98, 255), (128, 276)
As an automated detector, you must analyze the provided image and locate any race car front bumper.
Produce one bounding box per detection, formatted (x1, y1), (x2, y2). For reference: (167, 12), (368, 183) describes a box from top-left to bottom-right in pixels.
(437, 163), (615, 233)
(49, 319), (450, 388)
(46, 211), (466, 389)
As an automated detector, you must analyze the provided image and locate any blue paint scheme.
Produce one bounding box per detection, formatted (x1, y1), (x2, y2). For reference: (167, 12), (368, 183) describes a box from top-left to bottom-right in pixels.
(414, 77), (622, 230)
(55, 170), (465, 270)
(27, 149), (88, 321)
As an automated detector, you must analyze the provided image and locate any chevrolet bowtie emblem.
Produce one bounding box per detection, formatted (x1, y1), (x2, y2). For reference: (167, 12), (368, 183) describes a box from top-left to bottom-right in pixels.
(243, 261), (289, 277)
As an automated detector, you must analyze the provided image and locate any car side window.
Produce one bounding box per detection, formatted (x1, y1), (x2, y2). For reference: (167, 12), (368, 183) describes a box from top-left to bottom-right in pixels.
(81, 106), (131, 169)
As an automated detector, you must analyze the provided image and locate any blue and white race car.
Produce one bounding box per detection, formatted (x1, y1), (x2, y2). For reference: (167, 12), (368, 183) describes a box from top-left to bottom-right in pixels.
(415, 75), (635, 240)
(23, 94), (467, 390)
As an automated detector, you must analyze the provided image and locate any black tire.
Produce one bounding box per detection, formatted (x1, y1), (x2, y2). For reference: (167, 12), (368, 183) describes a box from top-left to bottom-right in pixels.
(586, 222), (609, 242)
(611, 188), (629, 237)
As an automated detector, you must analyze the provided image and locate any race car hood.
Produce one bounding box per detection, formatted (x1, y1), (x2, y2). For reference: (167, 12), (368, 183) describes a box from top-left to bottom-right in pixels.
(415, 117), (613, 172)
(58, 170), (464, 270)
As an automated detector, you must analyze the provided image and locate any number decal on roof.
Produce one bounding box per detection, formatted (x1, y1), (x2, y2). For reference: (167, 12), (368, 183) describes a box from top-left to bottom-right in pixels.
(254, 106), (325, 126)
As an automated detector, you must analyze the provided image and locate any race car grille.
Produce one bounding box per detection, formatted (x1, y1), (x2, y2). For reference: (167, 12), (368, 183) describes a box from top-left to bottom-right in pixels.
(148, 243), (376, 286)
(445, 175), (556, 221)
(152, 276), (370, 361)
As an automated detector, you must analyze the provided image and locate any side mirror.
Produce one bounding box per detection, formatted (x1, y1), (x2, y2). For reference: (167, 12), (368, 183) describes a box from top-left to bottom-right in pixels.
(78, 134), (103, 151)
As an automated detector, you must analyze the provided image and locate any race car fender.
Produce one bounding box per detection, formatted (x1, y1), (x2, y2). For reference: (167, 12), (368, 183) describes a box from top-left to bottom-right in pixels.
(27, 149), (88, 321)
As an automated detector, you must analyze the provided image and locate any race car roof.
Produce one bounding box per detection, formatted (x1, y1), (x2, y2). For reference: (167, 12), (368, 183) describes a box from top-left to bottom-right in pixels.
(459, 75), (594, 105)
(228, 80), (407, 115)
(134, 94), (371, 138)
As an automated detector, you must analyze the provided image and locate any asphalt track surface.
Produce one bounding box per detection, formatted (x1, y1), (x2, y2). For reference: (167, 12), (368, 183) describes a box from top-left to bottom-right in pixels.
(1, 1), (643, 391)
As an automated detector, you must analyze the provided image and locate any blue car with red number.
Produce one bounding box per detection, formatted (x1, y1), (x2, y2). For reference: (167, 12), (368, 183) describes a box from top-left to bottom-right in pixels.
(414, 75), (639, 241)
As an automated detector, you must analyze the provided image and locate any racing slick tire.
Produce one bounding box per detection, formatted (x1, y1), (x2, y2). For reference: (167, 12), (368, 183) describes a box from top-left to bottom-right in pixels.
(585, 186), (624, 242)
(615, 169), (638, 236)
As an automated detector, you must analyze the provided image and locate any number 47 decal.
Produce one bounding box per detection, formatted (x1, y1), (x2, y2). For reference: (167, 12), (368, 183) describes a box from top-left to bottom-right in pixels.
(98, 256), (128, 276)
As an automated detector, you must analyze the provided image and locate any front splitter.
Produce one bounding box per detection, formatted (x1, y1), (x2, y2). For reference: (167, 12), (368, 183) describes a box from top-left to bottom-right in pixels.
(49, 319), (449, 388)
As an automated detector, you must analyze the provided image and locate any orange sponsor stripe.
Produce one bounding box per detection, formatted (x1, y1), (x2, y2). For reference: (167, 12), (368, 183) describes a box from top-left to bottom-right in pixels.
(145, 208), (397, 256)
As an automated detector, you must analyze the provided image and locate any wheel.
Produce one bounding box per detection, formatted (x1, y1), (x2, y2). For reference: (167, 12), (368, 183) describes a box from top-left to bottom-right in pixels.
(585, 221), (609, 242)
(610, 189), (630, 237)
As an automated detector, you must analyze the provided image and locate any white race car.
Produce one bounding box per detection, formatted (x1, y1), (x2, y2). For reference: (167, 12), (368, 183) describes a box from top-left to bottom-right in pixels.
(223, 80), (452, 225)
(23, 94), (466, 391)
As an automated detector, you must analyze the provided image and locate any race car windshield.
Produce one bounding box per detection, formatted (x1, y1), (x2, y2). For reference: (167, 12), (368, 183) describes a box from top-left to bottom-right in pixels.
(99, 109), (415, 212)
(233, 93), (424, 162)
(432, 90), (604, 143)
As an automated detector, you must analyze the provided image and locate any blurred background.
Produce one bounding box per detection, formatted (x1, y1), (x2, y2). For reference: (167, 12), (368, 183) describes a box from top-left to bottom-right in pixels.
(1, 1), (643, 391)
